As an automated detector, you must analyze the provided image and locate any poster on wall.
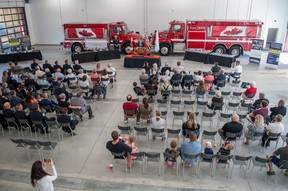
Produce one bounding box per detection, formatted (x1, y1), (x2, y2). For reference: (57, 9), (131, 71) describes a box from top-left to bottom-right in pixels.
(249, 39), (264, 64)
(266, 42), (282, 69)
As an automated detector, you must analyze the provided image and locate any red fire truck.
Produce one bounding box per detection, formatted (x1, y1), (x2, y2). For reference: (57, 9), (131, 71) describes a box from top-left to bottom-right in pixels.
(63, 22), (141, 53)
(152, 20), (263, 57)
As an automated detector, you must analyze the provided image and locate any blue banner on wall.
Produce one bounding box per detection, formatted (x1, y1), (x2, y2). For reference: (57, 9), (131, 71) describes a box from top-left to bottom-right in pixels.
(266, 42), (282, 66)
(249, 39), (264, 64)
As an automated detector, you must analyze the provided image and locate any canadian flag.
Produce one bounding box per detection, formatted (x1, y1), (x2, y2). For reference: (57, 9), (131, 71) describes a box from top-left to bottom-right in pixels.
(130, 36), (133, 48)
(155, 30), (159, 52)
(76, 28), (97, 38)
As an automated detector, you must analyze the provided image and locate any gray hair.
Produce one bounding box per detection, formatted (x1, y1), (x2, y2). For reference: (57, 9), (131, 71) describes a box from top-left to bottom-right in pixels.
(59, 93), (66, 99)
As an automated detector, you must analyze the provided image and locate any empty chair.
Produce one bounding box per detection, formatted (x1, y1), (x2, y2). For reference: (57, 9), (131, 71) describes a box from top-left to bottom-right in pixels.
(238, 102), (252, 114)
(230, 92), (242, 101)
(201, 130), (217, 146)
(0, 124), (4, 136)
(171, 89), (181, 99)
(17, 119), (33, 137)
(172, 111), (185, 125)
(147, 98), (155, 104)
(184, 100), (195, 111)
(247, 131), (264, 153)
(230, 155), (252, 178)
(230, 79), (241, 90)
(160, 110), (168, 120)
(110, 151), (128, 173)
(274, 160), (288, 183)
(10, 138), (29, 159)
(118, 125), (132, 136)
(134, 126), (149, 141)
(218, 113), (232, 127)
(23, 139), (42, 160)
(157, 99), (168, 109)
(130, 152), (145, 174)
(5, 117), (20, 136)
(249, 156), (268, 181)
(32, 120), (47, 138)
(171, 80), (181, 89)
(182, 90), (193, 100)
(131, 98), (139, 104)
(167, 129), (181, 146)
(206, 90), (215, 100)
(170, 100), (181, 110)
(201, 111), (214, 128)
(145, 152), (161, 176)
(213, 154), (233, 177)
(140, 79), (149, 86)
(198, 153), (215, 176)
(221, 91), (231, 102)
(226, 102), (240, 113)
(281, 135), (288, 147)
(86, 69), (93, 75)
(151, 128), (165, 148)
(37, 140), (58, 162)
(196, 100), (208, 111)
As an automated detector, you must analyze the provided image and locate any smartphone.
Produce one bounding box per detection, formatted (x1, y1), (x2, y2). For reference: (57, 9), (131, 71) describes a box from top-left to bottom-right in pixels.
(44, 158), (50, 162)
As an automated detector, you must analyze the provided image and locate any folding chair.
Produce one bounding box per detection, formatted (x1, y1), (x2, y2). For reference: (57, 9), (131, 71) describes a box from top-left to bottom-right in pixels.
(130, 152), (145, 174)
(157, 99), (168, 110)
(140, 79), (149, 86)
(58, 122), (75, 141)
(145, 152), (161, 176)
(151, 128), (165, 148)
(172, 111), (185, 125)
(160, 110), (167, 120)
(217, 113), (232, 127)
(110, 151), (128, 173)
(281, 135), (288, 147)
(196, 100), (208, 111)
(171, 89), (181, 99)
(184, 100), (195, 111)
(131, 98), (139, 104)
(163, 152), (179, 175)
(23, 139), (42, 160)
(134, 126), (149, 143)
(262, 132), (281, 153)
(32, 120), (47, 138)
(181, 153), (200, 176)
(182, 90), (193, 100)
(124, 110), (138, 124)
(37, 140), (59, 162)
(249, 156), (268, 181)
(118, 125), (132, 136)
(274, 160), (288, 183)
(248, 131), (263, 153)
(139, 110), (152, 124)
(220, 132), (242, 153)
(221, 91), (231, 103)
(10, 138), (29, 160)
(230, 92), (242, 101)
(183, 79), (193, 90)
(166, 129), (181, 147)
(171, 80), (181, 89)
(45, 119), (62, 141)
(226, 101), (240, 113)
(206, 90), (215, 100)
(201, 130), (217, 147)
(201, 111), (214, 128)
(198, 153), (215, 176)
(5, 117), (20, 136)
(170, 100), (181, 110)
(213, 154), (233, 177)
(17, 119), (33, 138)
(230, 155), (252, 178)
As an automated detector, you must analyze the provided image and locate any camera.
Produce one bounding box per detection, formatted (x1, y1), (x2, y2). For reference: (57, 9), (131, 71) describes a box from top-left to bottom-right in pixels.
(44, 158), (50, 162)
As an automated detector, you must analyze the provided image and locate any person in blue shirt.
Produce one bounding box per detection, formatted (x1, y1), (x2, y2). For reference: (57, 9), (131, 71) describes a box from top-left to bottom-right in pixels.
(204, 141), (214, 155)
(180, 132), (201, 166)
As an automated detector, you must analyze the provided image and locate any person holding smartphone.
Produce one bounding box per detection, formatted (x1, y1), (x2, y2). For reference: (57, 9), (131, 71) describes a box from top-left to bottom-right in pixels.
(30, 158), (57, 191)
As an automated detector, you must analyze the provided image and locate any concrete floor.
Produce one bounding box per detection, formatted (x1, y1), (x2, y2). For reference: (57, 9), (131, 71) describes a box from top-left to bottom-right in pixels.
(0, 46), (288, 191)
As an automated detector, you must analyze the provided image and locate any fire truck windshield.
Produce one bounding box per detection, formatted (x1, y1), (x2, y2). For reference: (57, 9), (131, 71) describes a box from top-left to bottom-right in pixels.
(123, 24), (130, 34)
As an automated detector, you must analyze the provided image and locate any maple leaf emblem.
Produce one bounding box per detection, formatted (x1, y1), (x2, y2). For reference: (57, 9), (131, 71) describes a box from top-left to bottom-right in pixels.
(79, 30), (94, 37)
(223, 28), (243, 35)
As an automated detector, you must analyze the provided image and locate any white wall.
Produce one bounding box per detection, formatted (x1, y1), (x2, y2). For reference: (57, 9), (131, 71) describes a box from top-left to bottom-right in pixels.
(1, 0), (288, 46)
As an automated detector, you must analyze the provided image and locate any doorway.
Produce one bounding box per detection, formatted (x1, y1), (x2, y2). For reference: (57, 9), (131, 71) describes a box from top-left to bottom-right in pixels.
(266, 28), (278, 49)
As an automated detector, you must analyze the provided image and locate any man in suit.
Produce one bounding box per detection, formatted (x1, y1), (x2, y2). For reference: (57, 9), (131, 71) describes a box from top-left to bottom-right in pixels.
(70, 92), (94, 120)
(170, 69), (182, 88)
(9, 90), (23, 107)
(39, 92), (58, 112)
(3, 102), (19, 130)
(43, 60), (54, 73)
(57, 107), (78, 136)
(24, 73), (40, 90)
(63, 59), (73, 74)
(73, 60), (84, 73)
(14, 103), (34, 131)
(30, 59), (41, 71)
(160, 62), (171, 75)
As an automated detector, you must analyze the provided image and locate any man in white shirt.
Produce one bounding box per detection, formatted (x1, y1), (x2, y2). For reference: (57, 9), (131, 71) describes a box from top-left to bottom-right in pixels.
(261, 114), (284, 146)
(228, 60), (242, 82)
(173, 61), (185, 73)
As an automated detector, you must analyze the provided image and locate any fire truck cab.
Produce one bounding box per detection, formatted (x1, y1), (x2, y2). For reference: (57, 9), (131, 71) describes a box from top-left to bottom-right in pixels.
(64, 21), (141, 53)
(152, 20), (263, 57)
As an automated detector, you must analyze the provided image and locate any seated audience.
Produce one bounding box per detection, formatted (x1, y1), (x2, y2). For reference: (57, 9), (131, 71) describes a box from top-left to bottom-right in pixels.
(43, 60), (54, 73)
(139, 69), (149, 81)
(73, 60), (84, 72)
(213, 69), (226, 89)
(25, 73), (40, 90)
(53, 68), (65, 81)
(9, 90), (23, 107)
(145, 79), (158, 99)
(208, 91), (223, 111)
(35, 66), (45, 78)
(66, 69), (77, 85)
(16, 84), (27, 99)
(164, 140), (179, 168)
(151, 111), (166, 139)
(248, 100), (269, 123)
(195, 80), (206, 99)
(266, 140), (288, 176)
(181, 71), (193, 90)
(160, 62), (171, 75)
(194, 70), (204, 82)
(106, 131), (132, 168)
(14, 103), (34, 131)
(122, 94), (139, 124)
(173, 61), (184, 73)
(244, 114), (265, 145)
(63, 59), (73, 73)
(57, 107), (78, 136)
(30, 59), (41, 71)
(133, 82), (145, 96)
(211, 62), (221, 74)
(142, 61), (150, 75)
(217, 142), (234, 163)
(70, 92), (94, 120)
(180, 132), (201, 166)
(39, 92), (58, 111)
(29, 104), (49, 134)
(204, 71), (214, 89)
(228, 60), (242, 82)
(159, 70), (171, 84)
(138, 97), (153, 123)
(160, 80), (172, 99)
(106, 63), (117, 82)
(218, 114), (243, 140)
(79, 75), (92, 96)
(252, 93), (269, 110)
(270, 100), (287, 121)
(58, 93), (77, 114)
(170, 69), (182, 87)
(243, 81), (257, 99)
(182, 112), (200, 138)
(261, 114), (284, 147)
(204, 141), (214, 155)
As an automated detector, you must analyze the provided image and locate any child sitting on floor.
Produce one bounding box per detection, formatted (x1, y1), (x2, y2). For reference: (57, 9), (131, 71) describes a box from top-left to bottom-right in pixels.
(164, 140), (179, 168)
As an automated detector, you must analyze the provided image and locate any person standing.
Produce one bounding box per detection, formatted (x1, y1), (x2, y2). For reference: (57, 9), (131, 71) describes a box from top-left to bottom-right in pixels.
(30, 159), (57, 191)
(113, 35), (120, 51)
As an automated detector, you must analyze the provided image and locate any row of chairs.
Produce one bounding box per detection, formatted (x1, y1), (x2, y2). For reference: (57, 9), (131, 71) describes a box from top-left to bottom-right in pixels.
(110, 150), (288, 182)
(10, 138), (59, 161)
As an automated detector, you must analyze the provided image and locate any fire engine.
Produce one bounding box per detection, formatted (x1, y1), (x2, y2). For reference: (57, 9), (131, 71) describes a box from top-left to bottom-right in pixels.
(152, 20), (263, 57)
(63, 22), (141, 53)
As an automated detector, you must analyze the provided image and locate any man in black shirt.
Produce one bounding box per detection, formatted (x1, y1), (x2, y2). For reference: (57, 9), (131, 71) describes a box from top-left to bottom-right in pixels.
(160, 62), (171, 75)
(270, 100), (287, 120)
(30, 59), (41, 71)
(106, 131), (132, 167)
(218, 114), (243, 139)
(63, 59), (73, 74)
(252, 93), (269, 111)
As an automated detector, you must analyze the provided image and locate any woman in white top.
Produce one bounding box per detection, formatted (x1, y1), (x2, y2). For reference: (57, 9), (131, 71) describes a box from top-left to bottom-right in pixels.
(101, 69), (110, 87)
(31, 159), (57, 191)
(78, 74), (92, 95)
(151, 111), (166, 139)
(194, 70), (204, 81)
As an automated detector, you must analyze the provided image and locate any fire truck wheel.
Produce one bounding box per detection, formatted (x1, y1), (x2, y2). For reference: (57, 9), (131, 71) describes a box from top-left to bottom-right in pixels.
(159, 44), (170, 56)
(213, 45), (226, 54)
(229, 46), (242, 58)
(71, 43), (83, 53)
(123, 44), (133, 54)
